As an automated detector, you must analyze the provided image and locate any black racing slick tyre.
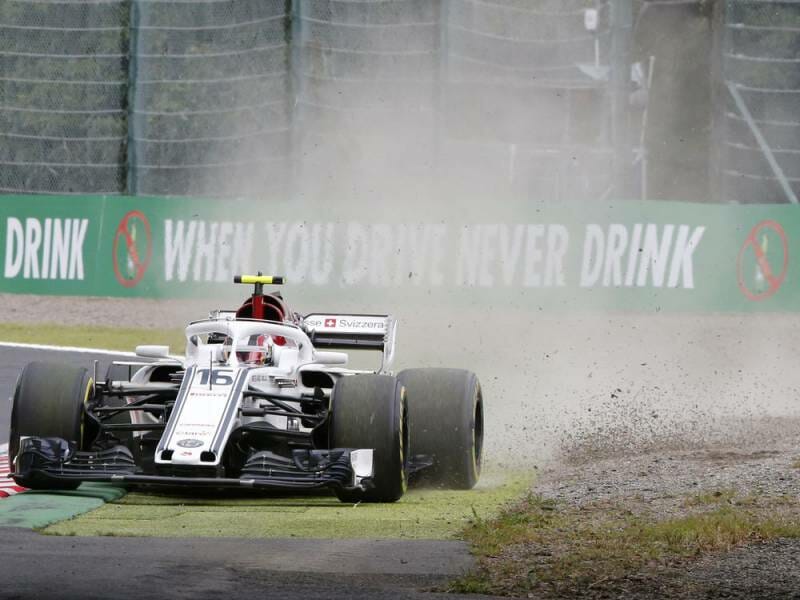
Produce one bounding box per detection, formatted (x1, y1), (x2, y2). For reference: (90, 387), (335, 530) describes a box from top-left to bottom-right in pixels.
(329, 375), (409, 503)
(8, 362), (94, 490)
(397, 368), (483, 489)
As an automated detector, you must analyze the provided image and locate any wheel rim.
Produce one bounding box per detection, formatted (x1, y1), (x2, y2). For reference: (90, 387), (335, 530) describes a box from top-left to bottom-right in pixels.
(398, 386), (410, 492)
(472, 386), (484, 476)
(79, 377), (94, 450)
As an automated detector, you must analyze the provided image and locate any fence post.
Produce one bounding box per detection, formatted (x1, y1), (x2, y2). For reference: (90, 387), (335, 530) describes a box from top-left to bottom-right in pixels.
(435, 0), (449, 187)
(126, 0), (141, 196)
(610, 0), (633, 198)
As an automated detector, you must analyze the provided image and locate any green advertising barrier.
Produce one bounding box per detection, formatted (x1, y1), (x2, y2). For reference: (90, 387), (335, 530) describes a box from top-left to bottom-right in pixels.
(0, 195), (795, 311)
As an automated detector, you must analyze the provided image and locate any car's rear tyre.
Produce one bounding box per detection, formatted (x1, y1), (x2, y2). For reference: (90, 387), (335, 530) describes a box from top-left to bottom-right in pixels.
(398, 368), (483, 489)
(8, 362), (94, 490)
(329, 375), (409, 503)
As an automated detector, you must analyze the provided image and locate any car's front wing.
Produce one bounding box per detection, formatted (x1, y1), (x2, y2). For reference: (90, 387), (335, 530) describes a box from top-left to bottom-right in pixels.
(10, 437), (374, 493)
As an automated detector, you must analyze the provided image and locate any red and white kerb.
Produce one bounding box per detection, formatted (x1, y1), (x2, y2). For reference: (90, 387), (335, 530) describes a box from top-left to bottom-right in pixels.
(0, 449), (26, 498)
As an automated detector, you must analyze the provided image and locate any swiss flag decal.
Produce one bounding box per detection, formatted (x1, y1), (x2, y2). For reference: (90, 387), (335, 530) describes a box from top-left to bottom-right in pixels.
(324, 318), (337, 328)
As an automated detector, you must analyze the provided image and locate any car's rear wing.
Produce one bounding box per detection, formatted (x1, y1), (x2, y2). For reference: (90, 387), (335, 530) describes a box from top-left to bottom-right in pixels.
(303, 314), (397, 371)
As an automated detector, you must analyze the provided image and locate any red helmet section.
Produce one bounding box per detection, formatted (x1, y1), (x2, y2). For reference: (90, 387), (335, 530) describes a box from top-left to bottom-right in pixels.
(235, 293), (290, 346)
(236, 293), (288, 322)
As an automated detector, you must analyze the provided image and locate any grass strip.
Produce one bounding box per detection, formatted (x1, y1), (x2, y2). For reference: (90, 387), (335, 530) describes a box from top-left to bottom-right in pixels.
(0, 322), (185, 354)
(43, 471), (530, 539)
(451, 491), (800, 597)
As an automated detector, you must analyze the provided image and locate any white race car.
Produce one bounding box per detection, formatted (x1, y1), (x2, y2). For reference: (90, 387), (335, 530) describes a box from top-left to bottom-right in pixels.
(9, 275), (484, 503)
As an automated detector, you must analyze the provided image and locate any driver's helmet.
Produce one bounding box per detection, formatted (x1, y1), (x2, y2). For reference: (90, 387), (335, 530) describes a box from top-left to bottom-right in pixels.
(223, 334), (272, 365)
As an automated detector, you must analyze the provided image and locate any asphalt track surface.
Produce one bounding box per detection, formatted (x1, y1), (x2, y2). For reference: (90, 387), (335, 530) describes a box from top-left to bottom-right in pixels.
(0, 346), (491, 600)
(0, 528), (481, 600)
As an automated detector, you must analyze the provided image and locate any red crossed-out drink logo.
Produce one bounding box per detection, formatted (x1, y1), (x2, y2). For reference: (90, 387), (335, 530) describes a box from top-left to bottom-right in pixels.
(324, 318), (337, 328)
(113, 210), (153, 288)
(737, 220), (788, 302)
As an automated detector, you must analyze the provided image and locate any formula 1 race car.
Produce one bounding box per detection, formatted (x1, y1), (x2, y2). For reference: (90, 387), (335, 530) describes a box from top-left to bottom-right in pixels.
(8, 275), (484, 502)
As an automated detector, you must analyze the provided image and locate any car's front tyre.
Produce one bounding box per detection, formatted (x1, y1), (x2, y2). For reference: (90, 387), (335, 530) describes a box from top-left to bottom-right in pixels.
(9, 362), (93, 490)
(328, 374), (409, 503)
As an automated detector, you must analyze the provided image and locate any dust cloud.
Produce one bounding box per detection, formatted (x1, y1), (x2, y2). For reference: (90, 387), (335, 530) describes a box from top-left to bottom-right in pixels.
(393, 308), (800, 466)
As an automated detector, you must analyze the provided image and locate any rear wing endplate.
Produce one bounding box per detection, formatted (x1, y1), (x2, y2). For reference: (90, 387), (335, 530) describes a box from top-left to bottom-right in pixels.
(303, 314), (397, 372)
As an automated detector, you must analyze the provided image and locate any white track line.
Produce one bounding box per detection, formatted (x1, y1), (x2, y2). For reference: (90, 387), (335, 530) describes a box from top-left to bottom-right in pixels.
(0, 341), (137, 356)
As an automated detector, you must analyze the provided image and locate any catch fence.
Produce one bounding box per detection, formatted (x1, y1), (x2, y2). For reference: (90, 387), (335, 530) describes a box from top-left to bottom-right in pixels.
(2, 0), (798, 204)
(0, 0), (128, 195)
(292, 0), (440, 203)
(0, 0), (619, 200)
(719, 0), (800, 204)
(442, 0), (616, 203)
(127, 0), (292, 197)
